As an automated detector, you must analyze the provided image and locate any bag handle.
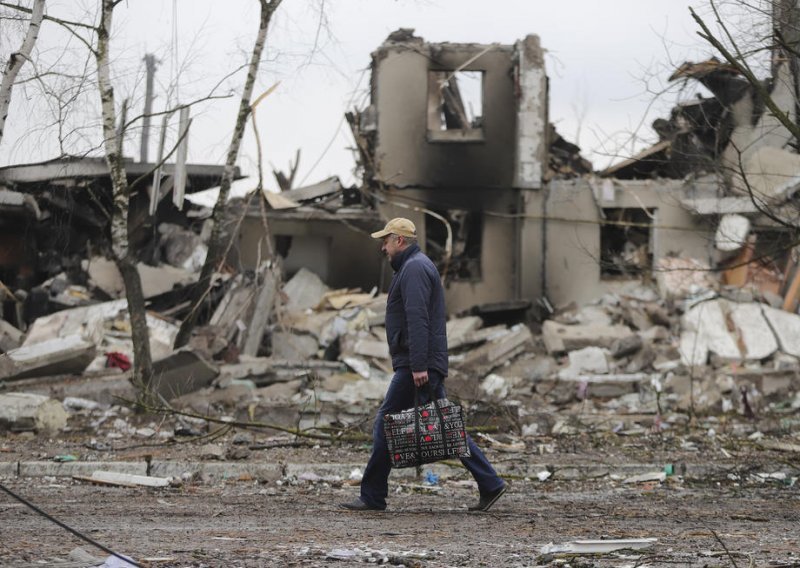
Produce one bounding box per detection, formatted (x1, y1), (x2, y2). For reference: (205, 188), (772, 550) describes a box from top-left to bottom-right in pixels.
(412, 381), (450, 467)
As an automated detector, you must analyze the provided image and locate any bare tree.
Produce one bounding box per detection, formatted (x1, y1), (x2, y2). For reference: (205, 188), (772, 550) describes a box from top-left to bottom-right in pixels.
(0, 0), (44, 145)
(174, 0), (284, 348)
(93, 0), (158, 400)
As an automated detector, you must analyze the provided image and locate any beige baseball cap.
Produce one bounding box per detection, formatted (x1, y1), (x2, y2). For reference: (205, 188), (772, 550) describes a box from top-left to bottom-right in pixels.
(370, 217), (417, 239)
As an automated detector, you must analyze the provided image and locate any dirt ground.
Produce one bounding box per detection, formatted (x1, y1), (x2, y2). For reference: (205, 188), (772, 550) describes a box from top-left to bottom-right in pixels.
(2, 426), (800, 568)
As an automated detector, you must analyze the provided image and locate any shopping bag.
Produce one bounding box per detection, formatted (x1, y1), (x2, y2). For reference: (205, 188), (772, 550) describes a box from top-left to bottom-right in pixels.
(383, 386), (471, 468)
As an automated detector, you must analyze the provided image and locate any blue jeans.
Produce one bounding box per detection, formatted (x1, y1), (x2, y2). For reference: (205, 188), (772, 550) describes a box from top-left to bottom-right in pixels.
(360, 367), (505, 509)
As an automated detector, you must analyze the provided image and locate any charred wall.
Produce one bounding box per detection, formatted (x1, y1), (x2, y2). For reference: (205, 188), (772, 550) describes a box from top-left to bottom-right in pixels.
(371, 41), (517, 189)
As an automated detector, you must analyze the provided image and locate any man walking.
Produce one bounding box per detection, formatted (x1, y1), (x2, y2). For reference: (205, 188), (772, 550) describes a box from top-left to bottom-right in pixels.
(340, 217), (507, 512)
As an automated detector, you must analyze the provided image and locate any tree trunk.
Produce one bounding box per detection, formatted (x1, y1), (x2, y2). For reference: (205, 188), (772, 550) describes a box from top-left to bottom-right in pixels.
(175, 0), (283, 348)
(0, 0), (45, 145)
(96, 0), (154, 401)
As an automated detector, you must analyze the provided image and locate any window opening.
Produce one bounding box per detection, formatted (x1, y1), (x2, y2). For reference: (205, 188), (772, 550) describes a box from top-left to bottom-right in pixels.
(600, 208), (654, 280)
(426, 209), (483, 282)
(427, 71), (484, 141)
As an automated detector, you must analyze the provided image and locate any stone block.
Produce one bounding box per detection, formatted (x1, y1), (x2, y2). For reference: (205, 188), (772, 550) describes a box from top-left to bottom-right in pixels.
(542, 320), (633, 354)
(730, 303), (778, 360)
(558, 347), (609, 379)
(681, 300), (740, 363)
(762, 306), (800, 358)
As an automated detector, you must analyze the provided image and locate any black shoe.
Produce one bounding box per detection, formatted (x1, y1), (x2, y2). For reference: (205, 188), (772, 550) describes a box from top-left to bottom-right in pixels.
(468, 484), (507, 512)
(339, 498), (384, 511)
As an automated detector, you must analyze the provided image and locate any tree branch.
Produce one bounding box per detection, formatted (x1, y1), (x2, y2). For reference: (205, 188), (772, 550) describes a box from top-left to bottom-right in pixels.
(0, 0), (44, 144)
(690, 5), (800, 142)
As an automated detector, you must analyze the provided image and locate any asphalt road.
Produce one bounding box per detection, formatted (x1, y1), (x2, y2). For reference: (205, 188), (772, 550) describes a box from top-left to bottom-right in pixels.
(2, 461), (799, 567)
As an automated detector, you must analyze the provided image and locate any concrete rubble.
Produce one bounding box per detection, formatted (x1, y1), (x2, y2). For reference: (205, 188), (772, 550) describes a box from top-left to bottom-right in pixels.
(1, 257), (797, 448)
(0, 165), (798, 463)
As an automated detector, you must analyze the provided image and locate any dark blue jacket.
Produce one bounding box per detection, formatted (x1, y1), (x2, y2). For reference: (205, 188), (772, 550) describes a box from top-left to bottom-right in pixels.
(385, 244), (448, 375)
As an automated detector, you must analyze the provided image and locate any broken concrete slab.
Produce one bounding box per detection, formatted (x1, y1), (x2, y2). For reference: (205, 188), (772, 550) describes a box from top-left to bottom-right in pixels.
(481, 374), (511, 398)
(282, 176), (342, 203)
(281, 310), (338, 340)
(0, 392), (68, 432)
(0, 318), (23, 353)
(456, 324), (533, 375)
(86, 470), (170, 488)
(624, 471), (667, 484)
(349, 337), (390, 360)
(216, 357), (341, 384)
(762, 305), (800, 358)
(271, 331), (319, 361)
(450, 325), (509, 350)
(24, 301), (130, 345)
(315, 375), (389, 404)
(558, 372), (651, 384)
(558, 347), (609, 379)
(625, 343), (657, 373)
(22, 300), (178, 368)
(729, 303), (778, 360)
(151, 350), (219, 401)
(241, 261), (280, 357)
(540, 538), (658, 555)
(582, 378), (640, 398)
(679, 330), (708, 367)
(640, 325), (669, 342)
(321, 293), (375, 311)
(739, 146), (800, 202)
(681, 300), (741, 363)
(542, 320), (633, 354)
(680, 196), (759, 215)
(570, 305), (613, 326)
(86, 256), (197, 299)
(342, 356), (371, 379)
(282, 267), (329, 313)
(255, 378), (303, 402)
(0, 335), (96, 381)
(209, 275), (254, 342)
(610, 334), (643, 358)
(446, 316), (483, 348)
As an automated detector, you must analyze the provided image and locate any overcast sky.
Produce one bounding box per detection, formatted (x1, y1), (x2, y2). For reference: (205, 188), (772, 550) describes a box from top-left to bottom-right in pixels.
(1, 1), (725, 187)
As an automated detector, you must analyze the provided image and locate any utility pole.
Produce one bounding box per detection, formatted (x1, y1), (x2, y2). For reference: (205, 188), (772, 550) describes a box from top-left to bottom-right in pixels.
(140, 54), (158, 163)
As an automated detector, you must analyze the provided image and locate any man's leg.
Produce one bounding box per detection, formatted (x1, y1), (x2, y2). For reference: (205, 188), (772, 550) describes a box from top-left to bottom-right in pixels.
(425, 372), (506, 501)
(358, 367), (415, 510)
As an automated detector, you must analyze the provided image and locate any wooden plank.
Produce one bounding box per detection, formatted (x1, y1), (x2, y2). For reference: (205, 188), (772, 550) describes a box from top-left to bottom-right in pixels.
(242, 263), (279, 356)
(72, 474), (138, 488)
(782, 264), (800, 313)
(89, 470), (170, 487)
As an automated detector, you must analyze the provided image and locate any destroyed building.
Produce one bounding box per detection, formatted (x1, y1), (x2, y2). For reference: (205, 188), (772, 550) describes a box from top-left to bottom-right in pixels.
(253, 30), (713, 313)
(0, 156), (232, 329)
(1, 25), (800, 434)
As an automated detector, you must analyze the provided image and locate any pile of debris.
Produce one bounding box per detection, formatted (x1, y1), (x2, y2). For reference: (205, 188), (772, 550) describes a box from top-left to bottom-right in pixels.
(2, 254), (800, 438)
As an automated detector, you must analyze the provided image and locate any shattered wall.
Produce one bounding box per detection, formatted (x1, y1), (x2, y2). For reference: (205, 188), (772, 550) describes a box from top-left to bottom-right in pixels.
(370, 37), (518, 189)
(364, 32), (549, 314)
(545, 179), (712, 307)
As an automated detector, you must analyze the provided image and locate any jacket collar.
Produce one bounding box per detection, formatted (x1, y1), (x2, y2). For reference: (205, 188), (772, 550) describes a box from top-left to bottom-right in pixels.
(390, 243), (420, 272)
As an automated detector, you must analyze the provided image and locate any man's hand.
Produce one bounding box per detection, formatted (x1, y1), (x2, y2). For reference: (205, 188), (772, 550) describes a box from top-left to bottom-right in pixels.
(412, 370), (429, 387)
